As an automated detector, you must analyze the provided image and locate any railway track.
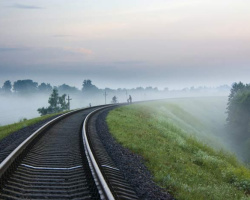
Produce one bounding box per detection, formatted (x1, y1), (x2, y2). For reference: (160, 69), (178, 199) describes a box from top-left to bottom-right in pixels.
(0, 106), (138, 200)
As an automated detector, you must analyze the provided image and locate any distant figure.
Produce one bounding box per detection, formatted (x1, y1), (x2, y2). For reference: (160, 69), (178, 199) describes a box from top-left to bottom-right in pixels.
(128, 95), (132, 104)
(89, 103), (91, 107)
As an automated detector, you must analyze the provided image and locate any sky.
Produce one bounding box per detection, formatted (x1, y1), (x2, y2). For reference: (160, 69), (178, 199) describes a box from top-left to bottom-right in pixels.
(0, 0), (250, 89)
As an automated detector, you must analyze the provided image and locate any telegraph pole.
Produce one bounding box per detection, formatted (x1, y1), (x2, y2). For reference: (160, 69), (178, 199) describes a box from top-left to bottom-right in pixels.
(67, 95), (72, 110)
(104, 90), (108, 104)
(126, 90), (128, 102)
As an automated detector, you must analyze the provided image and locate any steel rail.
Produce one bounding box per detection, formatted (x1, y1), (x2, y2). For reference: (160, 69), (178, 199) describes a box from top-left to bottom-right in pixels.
(0, 109), (82, 178)
(83, 104), (139, 200)
(83, 106), (115, 200)
(0, 104), (120, 200)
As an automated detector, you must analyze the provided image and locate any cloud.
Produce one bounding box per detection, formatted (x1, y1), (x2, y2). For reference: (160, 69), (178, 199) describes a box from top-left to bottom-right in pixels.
(10, 4), (44, 9)
(0, 47), (29, 52)
(113, 60), (145, 65)
(63, 47), (93, 56)
(53, 35), (73, 38)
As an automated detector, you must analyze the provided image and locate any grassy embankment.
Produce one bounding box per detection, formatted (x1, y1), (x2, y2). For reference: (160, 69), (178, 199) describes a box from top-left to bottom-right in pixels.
(107, 97), (250, 200)
(0, 112), (67, 141)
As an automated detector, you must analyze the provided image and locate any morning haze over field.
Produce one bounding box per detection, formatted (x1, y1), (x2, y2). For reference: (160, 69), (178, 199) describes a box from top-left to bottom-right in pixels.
(2, 1), (250, 199)
(0, 0), (250, 89)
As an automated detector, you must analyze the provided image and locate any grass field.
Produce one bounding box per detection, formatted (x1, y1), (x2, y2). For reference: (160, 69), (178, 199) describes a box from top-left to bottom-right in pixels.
(0, 112), (66, 141)
(107, 97), (250, 200)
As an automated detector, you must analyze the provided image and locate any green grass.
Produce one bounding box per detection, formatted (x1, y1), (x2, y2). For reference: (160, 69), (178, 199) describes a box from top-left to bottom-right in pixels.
(107, 100), (250, 200)
(0, 112), (67, 141)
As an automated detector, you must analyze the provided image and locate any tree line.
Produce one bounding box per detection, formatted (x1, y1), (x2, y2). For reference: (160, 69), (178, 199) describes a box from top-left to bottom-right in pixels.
(0, 79), (166, 98)
(0, 79), (230, 96)
(226, 82), (250, 162)
(0, 80), (78, 95)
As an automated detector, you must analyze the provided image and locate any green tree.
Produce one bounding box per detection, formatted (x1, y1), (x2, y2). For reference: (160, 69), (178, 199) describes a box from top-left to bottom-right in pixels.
(228, 82), (245, 102)
(58, 84), (79, 94)
(82, 79), (99, 94)
(48, 89), (60, 112)
(59, 94), (68, 110)
(13, 79), (38, 94)
(38, 83), (52, 93)
(226, 82), (250, 161)
(111, 96), (118, 104)
(38, 89), (68, 116)
(2, 80), (12, 94)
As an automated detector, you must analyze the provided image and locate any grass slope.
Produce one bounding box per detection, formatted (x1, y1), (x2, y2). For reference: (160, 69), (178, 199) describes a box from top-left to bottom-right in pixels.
(107, 99), (250, 200)
(0, 112), (66, 141)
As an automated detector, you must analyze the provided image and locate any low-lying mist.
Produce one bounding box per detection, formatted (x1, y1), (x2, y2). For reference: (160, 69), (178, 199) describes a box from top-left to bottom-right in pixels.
(163, 97), (228, 144)
(146, 96), (250, 164)
(3, 88), (245, 162)
(0, 88), (229, 126)
(0, 93), (100, 126)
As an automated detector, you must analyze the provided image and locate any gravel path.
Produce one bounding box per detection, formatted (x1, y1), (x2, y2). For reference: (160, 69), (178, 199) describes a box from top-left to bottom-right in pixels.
(95, 107), (175, 200)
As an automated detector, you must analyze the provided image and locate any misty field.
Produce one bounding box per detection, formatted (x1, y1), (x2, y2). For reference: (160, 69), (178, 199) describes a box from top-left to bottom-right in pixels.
(0, 94), (91, 126)
(107, 97), (250, 200)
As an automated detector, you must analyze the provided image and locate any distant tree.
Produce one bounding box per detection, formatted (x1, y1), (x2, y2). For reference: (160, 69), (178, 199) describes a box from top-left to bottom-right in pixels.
(58, 94), (68, 110)
(136, 87), (144, 91)
(228, 82), (245, 103)
(226, 82), (250, 161)
(58, 84), (79, 94)
(13, 79), (38, 94)
(227, 83), (250, 137)
(82, 79), (99, 94)
(37, 107), (49, 116)
(164, 87), (169, 92)
(38, 83), (52, 93)
(153, 87), (158, 91)
(48, 89), (60, 111)
(145, 86), (153, 91)
(111, 96), (118, 104)
(104, 87), (115, 93)
(2, 80), (12, 94)
(37, 89), (68, 116)
(217, 85), (230, 92)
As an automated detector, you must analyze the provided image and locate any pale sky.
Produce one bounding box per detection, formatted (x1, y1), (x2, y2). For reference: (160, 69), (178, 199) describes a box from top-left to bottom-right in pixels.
(0, 0), (250, 89)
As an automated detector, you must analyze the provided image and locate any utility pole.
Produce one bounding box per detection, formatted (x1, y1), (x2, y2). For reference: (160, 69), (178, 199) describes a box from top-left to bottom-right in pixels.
(67, 95), (72, 110)
(104, 90), (108, 104)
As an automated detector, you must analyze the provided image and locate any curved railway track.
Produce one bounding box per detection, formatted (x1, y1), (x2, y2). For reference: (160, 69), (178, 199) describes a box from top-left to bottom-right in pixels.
(0, 106), (138, 200)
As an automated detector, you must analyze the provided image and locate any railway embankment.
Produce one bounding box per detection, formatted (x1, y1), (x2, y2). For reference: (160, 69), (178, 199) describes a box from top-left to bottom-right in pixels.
(106, 99), (250, 200)
(2, 97), (250, 200)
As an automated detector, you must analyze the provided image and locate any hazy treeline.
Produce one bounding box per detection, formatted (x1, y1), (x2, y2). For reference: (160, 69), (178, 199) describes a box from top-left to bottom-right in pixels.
(0, 80), (78, 95)
(226, 82), (250, 162)
(0, 79), (230, 99)
(0, 79), (230, 125)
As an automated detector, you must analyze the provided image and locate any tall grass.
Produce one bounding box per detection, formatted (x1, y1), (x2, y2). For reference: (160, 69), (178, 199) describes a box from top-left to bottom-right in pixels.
(107, 102), (250, 200)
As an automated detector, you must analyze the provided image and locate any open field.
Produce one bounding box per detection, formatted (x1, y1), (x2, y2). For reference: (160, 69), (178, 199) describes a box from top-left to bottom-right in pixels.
(107, 97), (250, 200)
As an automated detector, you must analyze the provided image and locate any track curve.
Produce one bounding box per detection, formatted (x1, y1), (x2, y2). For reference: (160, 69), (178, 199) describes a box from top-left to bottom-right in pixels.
(0, 106), (138, 200)
(0, 107), (103, 199)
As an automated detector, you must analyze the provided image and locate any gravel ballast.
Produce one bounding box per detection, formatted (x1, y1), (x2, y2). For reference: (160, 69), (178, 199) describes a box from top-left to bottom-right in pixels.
(95, 107), (174, 200)
(1, 106), (175, 200)
(0, 115), (60, 163)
